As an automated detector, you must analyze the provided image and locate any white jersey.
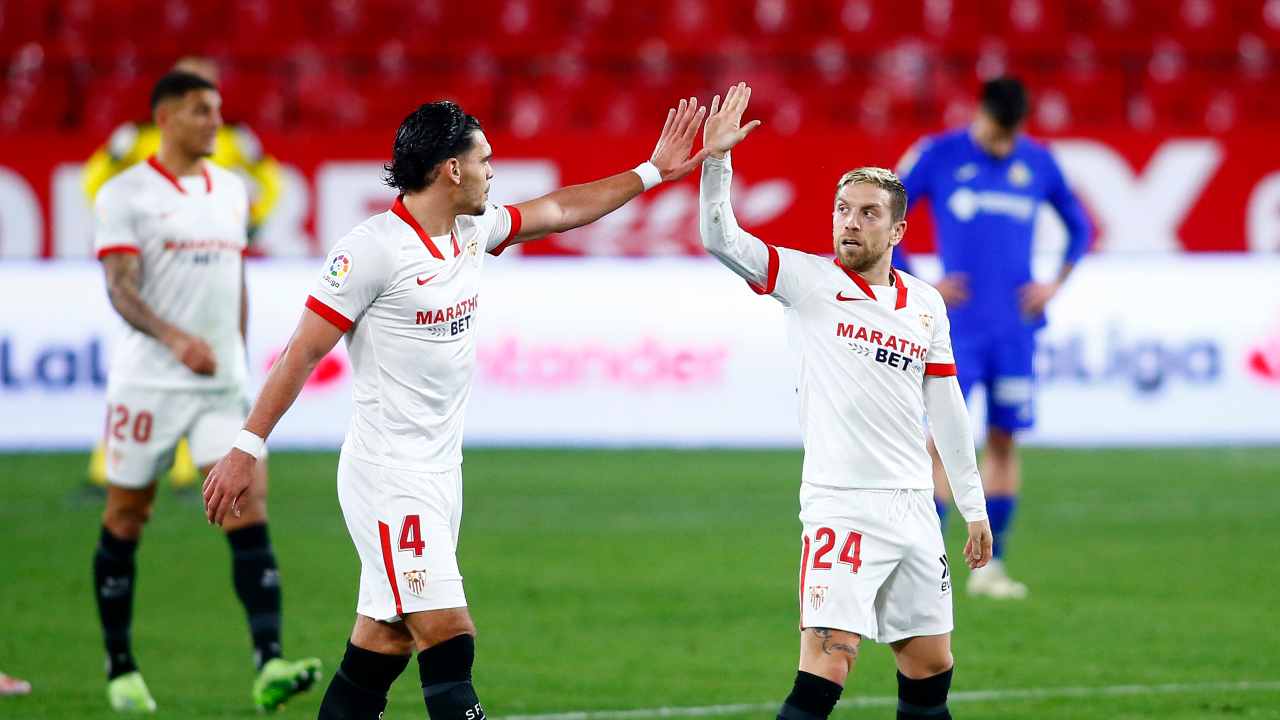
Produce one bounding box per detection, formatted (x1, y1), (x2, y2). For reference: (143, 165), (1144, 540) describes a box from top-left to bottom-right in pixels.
(94, 157), (249, 392)
(699, 154), (959, 492)
(763, 250), (954, 490)
(306, 197), (521, 471)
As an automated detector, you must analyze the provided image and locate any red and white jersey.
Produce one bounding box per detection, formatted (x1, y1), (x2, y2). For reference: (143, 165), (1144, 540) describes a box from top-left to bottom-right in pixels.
(94, 156), (249, 391)
(306, 197), (521, 472)
(754, 249), (956, 490)
(699, 154), (958, 491)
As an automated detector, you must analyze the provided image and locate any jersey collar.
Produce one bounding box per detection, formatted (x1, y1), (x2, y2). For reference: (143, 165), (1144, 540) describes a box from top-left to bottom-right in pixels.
(146, 155), (212, 194)
(832, 258), (909, 309)
(391, 195), (460, 261)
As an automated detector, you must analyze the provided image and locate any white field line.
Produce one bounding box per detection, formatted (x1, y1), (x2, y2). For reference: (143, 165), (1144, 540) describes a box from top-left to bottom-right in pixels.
(500, 679), (1280, 720)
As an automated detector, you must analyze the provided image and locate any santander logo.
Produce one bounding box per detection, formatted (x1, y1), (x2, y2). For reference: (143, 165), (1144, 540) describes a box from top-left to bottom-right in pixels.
(1246, 329), (1280, 383)
(264, 348), (348, 390)
(476, 336), (728, 389)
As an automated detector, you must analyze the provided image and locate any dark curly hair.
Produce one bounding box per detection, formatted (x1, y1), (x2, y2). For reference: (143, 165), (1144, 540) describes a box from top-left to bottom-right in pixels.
(382, 101), (482, 194)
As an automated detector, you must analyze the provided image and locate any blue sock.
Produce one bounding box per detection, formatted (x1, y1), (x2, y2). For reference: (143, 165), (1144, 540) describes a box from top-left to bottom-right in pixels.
(986, 495), (1017, 559)
(934, 497), (949, 532)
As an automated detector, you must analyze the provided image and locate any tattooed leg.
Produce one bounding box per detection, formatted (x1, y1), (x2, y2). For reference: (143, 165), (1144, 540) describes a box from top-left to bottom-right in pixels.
(798, 626), (861, 686)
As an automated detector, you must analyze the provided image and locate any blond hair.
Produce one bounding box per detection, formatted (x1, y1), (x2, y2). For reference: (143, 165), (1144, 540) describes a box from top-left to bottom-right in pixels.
(835, 167), (907, 223)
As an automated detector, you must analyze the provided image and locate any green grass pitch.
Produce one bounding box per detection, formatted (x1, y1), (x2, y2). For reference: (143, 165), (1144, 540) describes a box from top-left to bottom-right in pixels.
(2, 448), (1278, 718)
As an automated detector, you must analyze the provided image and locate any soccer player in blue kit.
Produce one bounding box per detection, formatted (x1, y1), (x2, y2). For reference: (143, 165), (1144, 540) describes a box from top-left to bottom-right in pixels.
(896, 77), (1092, 598)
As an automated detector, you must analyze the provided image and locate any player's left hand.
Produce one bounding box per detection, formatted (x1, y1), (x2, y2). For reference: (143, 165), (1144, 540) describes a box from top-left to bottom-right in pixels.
(648, 96), (709, 183)
(1019, 280), (1060, 317)
(202, 449), (255, 525)
(963, 519), (994, 569)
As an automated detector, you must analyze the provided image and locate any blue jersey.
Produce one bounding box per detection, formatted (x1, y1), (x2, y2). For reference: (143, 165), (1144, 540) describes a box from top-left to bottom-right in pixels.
(896, 128), (1091, 337)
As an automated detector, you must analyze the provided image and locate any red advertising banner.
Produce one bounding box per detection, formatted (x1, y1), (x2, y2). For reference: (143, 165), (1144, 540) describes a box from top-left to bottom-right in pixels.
(2, 130), (1278, 258)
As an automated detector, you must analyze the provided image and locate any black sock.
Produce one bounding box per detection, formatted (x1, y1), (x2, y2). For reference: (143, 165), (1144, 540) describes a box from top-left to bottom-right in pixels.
(778, 671), (843, 720)
(317, 641), (411, 720)
(897, 667), (953, 719)
(419, 634), (484, 720)
(93, 526), (139, 680)
(227, 524), (283, 670)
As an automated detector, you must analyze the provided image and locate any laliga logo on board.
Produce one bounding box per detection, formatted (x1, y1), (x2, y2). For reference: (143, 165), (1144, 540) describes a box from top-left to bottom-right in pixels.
(1246, 326), (1280, 383)
(264, 349), (347, 390)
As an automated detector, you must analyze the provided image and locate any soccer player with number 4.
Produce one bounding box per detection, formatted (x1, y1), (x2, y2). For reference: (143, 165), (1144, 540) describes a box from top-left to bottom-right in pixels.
(202, 97), (708, 719)
(699, 83), (994, 720)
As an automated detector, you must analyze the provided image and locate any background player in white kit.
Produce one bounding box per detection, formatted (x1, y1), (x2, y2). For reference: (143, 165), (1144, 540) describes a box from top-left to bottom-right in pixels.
(201, 97), (709, 719)
(699, 83), (994, 720)
(91, 71), (320, 713)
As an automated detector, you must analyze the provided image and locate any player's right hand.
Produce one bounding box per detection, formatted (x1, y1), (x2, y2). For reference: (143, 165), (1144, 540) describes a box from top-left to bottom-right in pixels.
(934, 273), (971, 307)
(963, 519), (994, 570)
(168, 332), (218, 375)
(203, 449), (255, 525)
(703, 82), (763, 159)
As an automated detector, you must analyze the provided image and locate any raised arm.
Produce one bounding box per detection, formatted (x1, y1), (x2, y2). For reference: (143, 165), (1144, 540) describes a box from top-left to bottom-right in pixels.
(203, 309), (343, 524)
(923, 376), (993, 569)
(505, 97), (708, 244)
(699, 83), (772, 286)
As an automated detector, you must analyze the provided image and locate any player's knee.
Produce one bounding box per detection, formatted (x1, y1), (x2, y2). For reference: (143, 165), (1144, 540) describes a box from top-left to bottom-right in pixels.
(800, 628), (860, 681)
(102, 503), (152, 538)
(899, 651), (953, 680)
(414, 619), (476, 653)
(986, 429), (1016, 458)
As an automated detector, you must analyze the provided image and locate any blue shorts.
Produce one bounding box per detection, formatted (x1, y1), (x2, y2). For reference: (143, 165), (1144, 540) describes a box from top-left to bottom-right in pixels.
(953, 329), (1036, 433)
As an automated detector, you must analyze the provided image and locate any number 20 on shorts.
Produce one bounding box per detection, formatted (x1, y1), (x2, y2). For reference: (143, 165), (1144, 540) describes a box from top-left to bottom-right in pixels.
(810, 527), (862, 573)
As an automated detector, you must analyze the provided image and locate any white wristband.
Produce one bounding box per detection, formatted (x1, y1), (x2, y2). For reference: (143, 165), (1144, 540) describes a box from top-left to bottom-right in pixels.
(232, 429), (266, 460)
(632, 161), (662, 191)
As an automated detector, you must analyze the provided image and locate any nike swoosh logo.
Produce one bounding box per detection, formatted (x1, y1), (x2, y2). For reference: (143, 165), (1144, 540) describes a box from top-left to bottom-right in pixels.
(416, 274), (438, 286)
(836, 292), (869, 301)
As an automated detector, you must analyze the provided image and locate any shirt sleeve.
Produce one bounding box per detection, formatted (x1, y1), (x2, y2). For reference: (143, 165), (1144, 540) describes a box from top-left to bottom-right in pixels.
(923, 376), (987, 522)
(897, 137), (934, 213)
(1043, 150), (1093, 267)
(93, 180), (140, 259)
(699, 153), (812, 307)
(924, 292), (957, 377)
(305, 232), (393, 333)
(480, 202), (524, 256)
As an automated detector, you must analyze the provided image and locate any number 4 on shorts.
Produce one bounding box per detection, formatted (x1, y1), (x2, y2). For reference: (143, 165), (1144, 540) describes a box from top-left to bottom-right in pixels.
(397, 515), (425, 557)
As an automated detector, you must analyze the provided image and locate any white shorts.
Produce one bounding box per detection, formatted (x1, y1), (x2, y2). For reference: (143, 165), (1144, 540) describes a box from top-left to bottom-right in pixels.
(337, 452), (467, 622)
(103, 385), (249, 489)
(797, 485), (953, 644)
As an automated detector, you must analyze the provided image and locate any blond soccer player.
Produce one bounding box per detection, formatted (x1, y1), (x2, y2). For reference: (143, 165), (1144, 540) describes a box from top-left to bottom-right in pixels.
(699, 83), (993, 720)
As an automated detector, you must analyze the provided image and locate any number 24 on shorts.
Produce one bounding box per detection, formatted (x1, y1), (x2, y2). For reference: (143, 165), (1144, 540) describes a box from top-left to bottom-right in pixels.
(809, 527), (862, 573)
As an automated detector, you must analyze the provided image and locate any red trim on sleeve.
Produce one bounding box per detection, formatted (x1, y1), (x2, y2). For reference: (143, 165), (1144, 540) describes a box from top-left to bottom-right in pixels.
(489, 204), (523, 256)
(96, 245), (139, 259)
(891, 269), (908, 309)
(377, 521), (405, 617)
(749, 244), (781, 295)
(925, 362), (958, 377)
(391, 195), (446, 261)
(832, 257), (876, 299)
(305, 295), (353, 333)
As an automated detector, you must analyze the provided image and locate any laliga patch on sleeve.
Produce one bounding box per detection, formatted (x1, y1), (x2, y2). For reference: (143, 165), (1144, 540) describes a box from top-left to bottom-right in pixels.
(322, 251), (352, 290)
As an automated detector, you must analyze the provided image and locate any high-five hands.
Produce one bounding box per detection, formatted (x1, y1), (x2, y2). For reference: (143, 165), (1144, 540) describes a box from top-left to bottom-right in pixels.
(703, 82), (763, 159)
(649, 97), (710, 182)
